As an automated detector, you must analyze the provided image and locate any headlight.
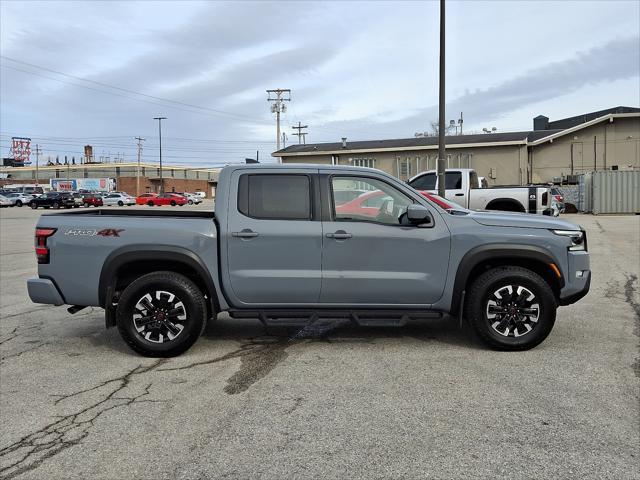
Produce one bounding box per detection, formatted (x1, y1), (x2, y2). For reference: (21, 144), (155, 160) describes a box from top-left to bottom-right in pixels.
(553, 230), (585, 251)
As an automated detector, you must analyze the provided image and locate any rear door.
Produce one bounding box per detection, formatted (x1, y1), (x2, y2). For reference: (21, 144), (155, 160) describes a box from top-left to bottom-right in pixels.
(320, 171), (451, 306)
(224, 169), (322, 305)
(443, 171), (466, 207)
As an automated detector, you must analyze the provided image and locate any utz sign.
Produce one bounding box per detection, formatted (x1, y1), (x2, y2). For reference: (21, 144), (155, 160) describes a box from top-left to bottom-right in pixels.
(11, 137), (32, 165)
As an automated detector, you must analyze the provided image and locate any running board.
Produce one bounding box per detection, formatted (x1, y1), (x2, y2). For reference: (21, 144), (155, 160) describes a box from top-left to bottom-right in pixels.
(228, 309), (442, 328)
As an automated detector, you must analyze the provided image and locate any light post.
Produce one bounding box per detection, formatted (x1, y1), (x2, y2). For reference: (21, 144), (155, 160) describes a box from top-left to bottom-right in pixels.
(153, 117), (167, 193)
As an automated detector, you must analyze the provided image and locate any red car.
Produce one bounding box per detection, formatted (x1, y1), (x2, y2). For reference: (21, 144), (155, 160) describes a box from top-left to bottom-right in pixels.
(137, 193), (187, 206)
(81, 194), (103, 208)
(335, 189), (457, 218)
(136, 193), (158, 206)
(335, 190), (389, 218)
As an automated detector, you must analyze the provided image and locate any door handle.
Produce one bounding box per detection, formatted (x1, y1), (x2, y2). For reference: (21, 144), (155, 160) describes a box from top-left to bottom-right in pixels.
(455, 193), (464, 196)
(232, 229), (259, 238)
(326, 231), (352, 239)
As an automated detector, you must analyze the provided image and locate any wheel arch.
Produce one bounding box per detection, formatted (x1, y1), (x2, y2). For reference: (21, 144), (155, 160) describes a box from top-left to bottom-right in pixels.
(450, 244), (564, 316)
(99, 246), (220, 322)
(485, 198), (526, 212)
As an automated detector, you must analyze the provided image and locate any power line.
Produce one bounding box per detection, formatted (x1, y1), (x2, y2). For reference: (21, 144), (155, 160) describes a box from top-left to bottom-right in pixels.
(1, 56), (271, 125)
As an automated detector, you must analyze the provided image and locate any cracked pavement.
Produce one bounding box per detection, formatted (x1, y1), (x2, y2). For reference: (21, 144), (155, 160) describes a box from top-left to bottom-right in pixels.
(1, 206), (638, 479)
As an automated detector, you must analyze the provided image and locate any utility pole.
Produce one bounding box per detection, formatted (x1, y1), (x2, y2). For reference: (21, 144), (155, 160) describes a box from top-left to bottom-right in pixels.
(267, 89), (291, 162)
(135, 137), (145, 196)
(437, 0), (446, 198)
(153, 117), (167, 193)
(34, 144), (42, 185)
(291, 121), (308, 145)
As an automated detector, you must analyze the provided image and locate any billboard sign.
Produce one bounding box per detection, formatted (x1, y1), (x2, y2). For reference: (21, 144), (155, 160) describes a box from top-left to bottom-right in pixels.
(11, 137), (32, 165)
(50, 178), (116, 191)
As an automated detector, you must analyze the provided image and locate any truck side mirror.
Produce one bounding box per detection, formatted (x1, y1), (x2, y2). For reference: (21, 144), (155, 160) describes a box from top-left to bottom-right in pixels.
(406, 204), (433, 225)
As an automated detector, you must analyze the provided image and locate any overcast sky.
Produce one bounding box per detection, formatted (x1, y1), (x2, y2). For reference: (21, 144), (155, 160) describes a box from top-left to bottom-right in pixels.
(1, 0), (639, 166)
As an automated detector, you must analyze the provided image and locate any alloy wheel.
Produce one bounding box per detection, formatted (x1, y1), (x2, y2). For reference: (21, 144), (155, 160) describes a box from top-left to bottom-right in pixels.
(486, 285), (540, 338)
(132, 290), (188, 343)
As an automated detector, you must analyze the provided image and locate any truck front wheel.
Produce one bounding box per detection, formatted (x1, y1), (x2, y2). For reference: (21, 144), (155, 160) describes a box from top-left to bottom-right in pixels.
(116, 271), (208, 357)
(464, 266), (556, 351)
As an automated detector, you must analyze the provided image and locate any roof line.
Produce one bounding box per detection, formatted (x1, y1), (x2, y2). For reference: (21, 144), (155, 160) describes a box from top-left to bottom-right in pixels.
(273, 140), (528, 157)
(529, 113), (640, 145)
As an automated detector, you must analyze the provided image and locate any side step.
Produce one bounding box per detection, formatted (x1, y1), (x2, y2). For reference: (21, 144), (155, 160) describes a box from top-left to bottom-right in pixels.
(228, 309), (442, 328)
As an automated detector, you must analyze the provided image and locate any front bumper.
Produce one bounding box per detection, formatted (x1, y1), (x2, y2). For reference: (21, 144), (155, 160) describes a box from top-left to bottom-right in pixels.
(27, 278), (65, 306)
(558, 250), (591, 306)
(559, 271), (590, 305)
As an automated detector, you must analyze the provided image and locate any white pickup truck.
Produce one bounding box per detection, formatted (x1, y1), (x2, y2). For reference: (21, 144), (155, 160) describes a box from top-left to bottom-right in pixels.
(408, 169), (552, 215)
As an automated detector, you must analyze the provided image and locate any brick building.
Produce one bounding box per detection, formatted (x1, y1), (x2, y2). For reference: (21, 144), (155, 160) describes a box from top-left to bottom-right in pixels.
(0, 162), (221, 197)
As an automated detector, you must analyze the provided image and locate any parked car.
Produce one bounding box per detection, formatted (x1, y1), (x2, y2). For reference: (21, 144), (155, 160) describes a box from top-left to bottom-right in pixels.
(0, 194), (13, 207)
(82, 194), (104, 208)
(408, 169), (552, 214)
(29, 192), (75, 209)
(27, 164), (590, 357)
(102, 192), (135, 206)
(4, 192), (34, 207)
(176, 192), (202, 205)
(136, 193), (158, 206)
(2, 185), (44, 196)
(550, 187), (565, 213)
(333, 189), (368, 206)
(140, 193), (187, 206)
(193, 191), (207, 199)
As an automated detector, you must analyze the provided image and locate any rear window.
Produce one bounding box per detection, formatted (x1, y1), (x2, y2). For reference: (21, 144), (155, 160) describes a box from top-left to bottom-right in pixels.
(238, 174), (311, 220)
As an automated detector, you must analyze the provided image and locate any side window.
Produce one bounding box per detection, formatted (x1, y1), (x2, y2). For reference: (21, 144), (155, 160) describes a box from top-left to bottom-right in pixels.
(238, 174), (311, 220)
(445, 171), (462, 189)
(409, 173), (436, 190)
(332, 176), (412, 226)
(469, 171), (479, 189)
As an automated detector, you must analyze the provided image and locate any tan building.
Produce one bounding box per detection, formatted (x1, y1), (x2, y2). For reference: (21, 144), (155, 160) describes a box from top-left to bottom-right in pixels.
(274, 107), (640, 185)
(0, 162), (221, 197)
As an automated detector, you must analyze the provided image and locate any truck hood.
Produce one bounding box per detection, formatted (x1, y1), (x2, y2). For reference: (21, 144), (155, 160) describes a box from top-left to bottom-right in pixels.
(469, 210), (582, 230)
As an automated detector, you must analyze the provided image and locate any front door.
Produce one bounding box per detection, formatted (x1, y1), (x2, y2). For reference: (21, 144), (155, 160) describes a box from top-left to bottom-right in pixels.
(225, 170), (322, 305)
(320, 173), (451, 306)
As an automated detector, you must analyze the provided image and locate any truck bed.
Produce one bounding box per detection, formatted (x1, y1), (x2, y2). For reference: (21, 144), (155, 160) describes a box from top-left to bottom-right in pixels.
(44, 208), (215, 219)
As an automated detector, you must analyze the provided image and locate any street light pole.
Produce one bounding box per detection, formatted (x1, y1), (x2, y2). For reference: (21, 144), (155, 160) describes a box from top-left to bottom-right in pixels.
(437, 0), (446, 198)
(153, 117), (167, 194)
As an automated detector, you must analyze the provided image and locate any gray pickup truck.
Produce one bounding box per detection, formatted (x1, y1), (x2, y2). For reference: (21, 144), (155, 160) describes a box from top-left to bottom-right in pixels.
(28, 164), (590, 357)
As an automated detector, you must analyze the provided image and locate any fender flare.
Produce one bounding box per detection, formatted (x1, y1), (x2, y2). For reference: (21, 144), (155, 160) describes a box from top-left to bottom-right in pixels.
(98, 245), (219, 312)
(450, 244), (563, 315)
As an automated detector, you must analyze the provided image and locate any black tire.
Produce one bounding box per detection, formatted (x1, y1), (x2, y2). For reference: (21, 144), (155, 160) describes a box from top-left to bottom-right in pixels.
(464, 266), (556, 351)
(188, 199), (193, 205)
(30, 202), (38, 209)
(116, 271), (208, 357)
(170, 201), (176, 206)
(84, 202), (90, 208)
(147, 201), (154, 207)
(52, 202), (60, 209)
(118, 200), (124, 206)
(16, 200), (23, 207)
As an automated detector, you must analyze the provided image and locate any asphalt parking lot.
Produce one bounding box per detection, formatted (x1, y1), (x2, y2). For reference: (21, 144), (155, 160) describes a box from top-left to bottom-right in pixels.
(0, 205), (638, 480)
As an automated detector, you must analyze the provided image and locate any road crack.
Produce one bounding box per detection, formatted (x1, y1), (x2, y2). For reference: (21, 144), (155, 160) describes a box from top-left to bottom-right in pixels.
(0, 359), (166, 479)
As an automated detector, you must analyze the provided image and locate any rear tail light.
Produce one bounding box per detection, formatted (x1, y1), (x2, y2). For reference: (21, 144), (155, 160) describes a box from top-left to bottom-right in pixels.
(35, 228), (56, 264)
(554, 194), (564, 202)
(542, 192), (548, 206)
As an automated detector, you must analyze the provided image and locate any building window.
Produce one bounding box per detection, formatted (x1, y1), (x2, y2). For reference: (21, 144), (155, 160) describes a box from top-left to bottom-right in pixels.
(352, 158), (376, 169)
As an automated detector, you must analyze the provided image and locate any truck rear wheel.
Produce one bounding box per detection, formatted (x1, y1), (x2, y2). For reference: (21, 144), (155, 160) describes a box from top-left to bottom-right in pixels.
(116, 271), (207, 357)
(464, 266), (556, 351)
